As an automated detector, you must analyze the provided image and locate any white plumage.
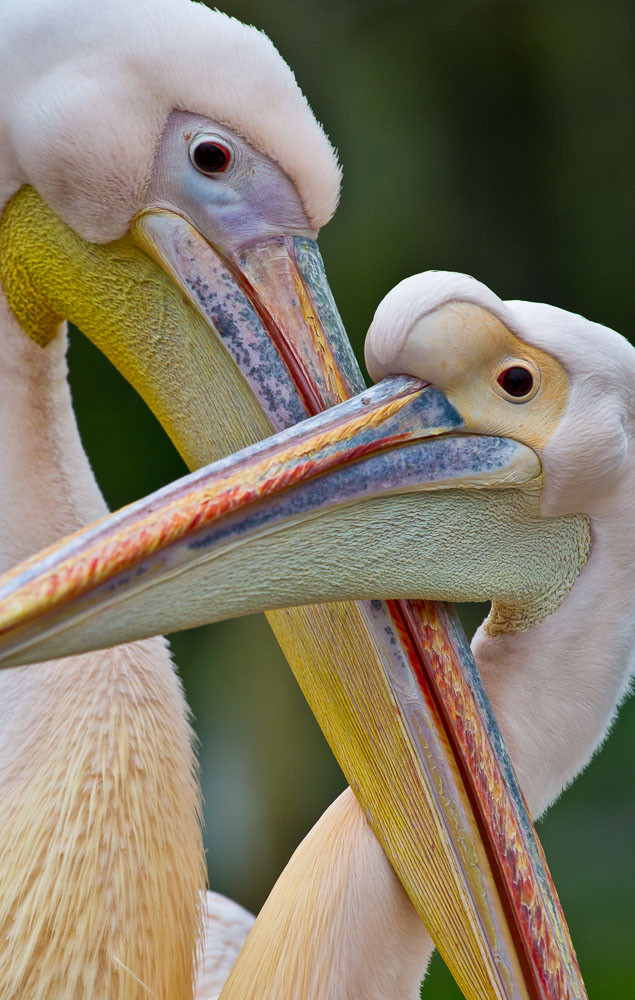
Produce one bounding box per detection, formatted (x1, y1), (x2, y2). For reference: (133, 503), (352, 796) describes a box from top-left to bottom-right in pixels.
(195, 893), (254, 1000)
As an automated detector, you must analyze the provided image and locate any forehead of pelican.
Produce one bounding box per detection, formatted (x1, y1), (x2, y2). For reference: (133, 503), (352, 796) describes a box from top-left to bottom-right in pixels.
(366, 271), (635, 516)
(0, 0), (340, 241)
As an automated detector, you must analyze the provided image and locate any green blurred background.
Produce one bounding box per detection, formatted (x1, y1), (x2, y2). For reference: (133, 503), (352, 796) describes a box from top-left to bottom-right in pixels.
(67, 1), (634, 995)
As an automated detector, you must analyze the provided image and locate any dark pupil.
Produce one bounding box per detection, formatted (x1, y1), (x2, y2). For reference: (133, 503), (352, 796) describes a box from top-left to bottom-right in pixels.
(193, 141), (229, 174)
(498, 366), (534, 397)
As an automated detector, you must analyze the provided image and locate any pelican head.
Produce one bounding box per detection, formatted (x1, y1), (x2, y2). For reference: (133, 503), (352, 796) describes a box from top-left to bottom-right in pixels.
(0, 0), (349, 472)
(1, 271), (622, 999)
(366, 271), (634, 520)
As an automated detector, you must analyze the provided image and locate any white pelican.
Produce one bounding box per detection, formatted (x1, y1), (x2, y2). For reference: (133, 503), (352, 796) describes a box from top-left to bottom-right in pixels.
(223, 271), (635, 998)
(0, 1), (590, 998)
(0, 272), (621, 998)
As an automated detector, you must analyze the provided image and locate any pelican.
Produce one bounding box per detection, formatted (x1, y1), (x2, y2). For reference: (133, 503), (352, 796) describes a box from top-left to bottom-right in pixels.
(1, 272), (626, 997)
(220, 256), (635, 996)
(0, 0), (588, 996)
(0, 1), (341, 996)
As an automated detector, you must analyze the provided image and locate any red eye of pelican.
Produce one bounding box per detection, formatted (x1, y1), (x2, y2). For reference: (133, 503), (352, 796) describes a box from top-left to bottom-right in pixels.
(497, 366), (535, 399)
(189, 137), (232, 175)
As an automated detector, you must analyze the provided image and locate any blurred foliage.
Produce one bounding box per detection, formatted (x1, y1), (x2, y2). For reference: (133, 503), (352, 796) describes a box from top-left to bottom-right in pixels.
(67, 0), (634, 995)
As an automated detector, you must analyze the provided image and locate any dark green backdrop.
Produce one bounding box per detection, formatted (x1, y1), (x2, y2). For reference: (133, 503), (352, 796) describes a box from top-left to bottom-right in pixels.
(68, 1), (634, 995)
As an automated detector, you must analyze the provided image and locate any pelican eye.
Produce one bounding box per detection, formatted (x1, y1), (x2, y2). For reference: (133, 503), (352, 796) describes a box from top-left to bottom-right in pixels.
(497, 366), (536, 400)
(189, 135), (232, 175)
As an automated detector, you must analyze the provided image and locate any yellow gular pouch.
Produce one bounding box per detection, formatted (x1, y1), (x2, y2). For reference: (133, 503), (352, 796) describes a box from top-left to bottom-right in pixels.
(0, 185), (270, 469)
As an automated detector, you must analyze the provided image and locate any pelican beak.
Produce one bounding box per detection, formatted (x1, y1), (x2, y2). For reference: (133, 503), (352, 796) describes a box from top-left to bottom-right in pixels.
(0, 376), (588, 1000)
(129, 209), (362, 425)
(0, 187), (587, 999)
